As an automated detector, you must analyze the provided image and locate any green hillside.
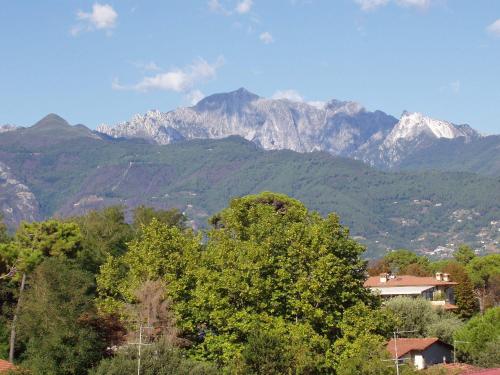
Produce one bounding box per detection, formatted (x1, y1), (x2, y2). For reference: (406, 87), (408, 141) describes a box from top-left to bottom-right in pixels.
(0, 117), (498, 257)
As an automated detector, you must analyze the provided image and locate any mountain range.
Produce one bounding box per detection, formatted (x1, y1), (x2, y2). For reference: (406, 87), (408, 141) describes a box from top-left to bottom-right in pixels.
(0, 112), (498, 258)
(96, 88), (499, 175)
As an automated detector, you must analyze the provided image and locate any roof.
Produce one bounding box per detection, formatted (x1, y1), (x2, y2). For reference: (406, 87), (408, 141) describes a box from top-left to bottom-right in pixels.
(386, 337), (451, 358)
(463, 370), (500, 375)
(365, 275), (458, 288)
(424, 363), (484, 375)
(0, 359), (15, 372)
(372, 285), (434, 295)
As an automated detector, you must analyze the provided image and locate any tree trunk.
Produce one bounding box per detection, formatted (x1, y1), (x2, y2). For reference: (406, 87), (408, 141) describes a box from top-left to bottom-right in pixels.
(9, 272), (26, 363)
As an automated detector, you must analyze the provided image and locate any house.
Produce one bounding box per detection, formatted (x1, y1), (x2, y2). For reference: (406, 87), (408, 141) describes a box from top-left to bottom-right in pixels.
(0, 359), (15, 373)
(364, 272), (458, 310)
(387, 337), (453, 370)
(424, 364), (500, 375)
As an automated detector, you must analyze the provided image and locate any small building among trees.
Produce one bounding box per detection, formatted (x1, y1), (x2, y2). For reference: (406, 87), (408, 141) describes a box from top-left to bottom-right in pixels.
(387, 337), (453, 370)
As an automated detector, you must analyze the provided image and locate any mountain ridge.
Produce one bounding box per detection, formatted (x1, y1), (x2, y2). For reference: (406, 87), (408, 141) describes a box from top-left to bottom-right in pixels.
(96, 88), (496, 173)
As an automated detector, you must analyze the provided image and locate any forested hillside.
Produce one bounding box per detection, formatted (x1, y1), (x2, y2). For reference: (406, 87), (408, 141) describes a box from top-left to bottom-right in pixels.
(0, 115), (498, 257)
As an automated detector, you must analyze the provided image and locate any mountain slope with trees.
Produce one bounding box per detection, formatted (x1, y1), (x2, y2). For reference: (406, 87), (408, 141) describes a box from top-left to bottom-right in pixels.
(0, 115), (499, 256)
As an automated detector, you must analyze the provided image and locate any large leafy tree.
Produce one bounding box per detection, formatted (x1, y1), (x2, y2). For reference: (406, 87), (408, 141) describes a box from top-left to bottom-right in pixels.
(183, 192), (373, 366)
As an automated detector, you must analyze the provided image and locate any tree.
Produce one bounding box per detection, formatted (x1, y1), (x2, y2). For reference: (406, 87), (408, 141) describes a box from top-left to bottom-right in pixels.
(0, 214), (10, 244)
(72, 206), (133, 273)
(333, 302), (399, 374)
(367, 258), (390, 276)
(384, 249), (430, 275)
(17, 258), (107, 374)
(132, 205), (186, 231)
(96, 219), (202, 315)
(453, 307), (500, 367)
(466, 254), (500, 312)
(426, 312), (464, 345)
(335, 334), (395, 375)
(183, 192), (373, 367)
(0, 220), (84, 362)
(453, 244), (475, 265)
(384, 297), (437, 337)
(442, 262), (478, 318)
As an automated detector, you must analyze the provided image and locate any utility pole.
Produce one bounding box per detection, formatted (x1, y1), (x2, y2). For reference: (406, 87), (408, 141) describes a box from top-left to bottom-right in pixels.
(391, 329), (417, 375)
(131, 324), (153, 375)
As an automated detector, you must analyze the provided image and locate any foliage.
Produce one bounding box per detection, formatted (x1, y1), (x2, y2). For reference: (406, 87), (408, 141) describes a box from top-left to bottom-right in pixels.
(335, 334), (394, 375)
(426, 312), (464, 345)
(466, 254), (500, 311)
(97, 192), (373, 369)
(182, 192), (373, 366)
(17, 258), (106, 375)
(367, 258), (391, 276)
(0, 215), (10, 244)
(1, 130), (499, 257)
(231, 320), (329, 374)
(96, 219), (202, 315)
(3, 220), (83, 274)
(453, 244), (475, 265)
(442, 262), (478, 318)
(71, 206), (134, 273)
(384, 250), (431, 275)
(90, 339), (218, 375)
(132, 205), (186, 231)
(384, 297), (437, 337)
(453, 307), (500, 367)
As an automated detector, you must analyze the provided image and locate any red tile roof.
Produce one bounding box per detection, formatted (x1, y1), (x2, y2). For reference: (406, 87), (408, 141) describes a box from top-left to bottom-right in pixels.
(0, 359), (15, 372)
(386, 337), (449, 358)
(365, 275), (457, 288)
(425, 363), (483, 374)
(463, 370), (500, 375)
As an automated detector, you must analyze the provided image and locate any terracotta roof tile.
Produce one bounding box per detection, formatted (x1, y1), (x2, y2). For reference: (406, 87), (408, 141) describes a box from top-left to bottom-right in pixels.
(386, 337), (444, 358)
(365, 275), (458, 288)
(0, 359), (16, 372)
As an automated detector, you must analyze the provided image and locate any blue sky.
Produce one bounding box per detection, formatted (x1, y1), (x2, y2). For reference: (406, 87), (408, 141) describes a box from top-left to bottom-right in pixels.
(1, 0), (499, 134)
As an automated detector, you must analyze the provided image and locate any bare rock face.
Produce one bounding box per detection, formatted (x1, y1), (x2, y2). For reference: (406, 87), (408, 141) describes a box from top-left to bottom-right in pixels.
(0, 162), (39, 228)
(97, 88), (482, 168)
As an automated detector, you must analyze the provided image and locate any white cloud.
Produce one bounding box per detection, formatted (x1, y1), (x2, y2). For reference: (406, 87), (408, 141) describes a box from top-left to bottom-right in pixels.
(208, 0), (232, 15)
(487, 19), (500, 37)
(72, 3), (118, 35)
(355, 0), (389, 11)
(113, 56), (225, 92)
(395, 0), (430, 9)
(259, 31), (274, 44)
(186, 90), (206, 105)
(235, 0), (253, 14)
(272, 89), (304, 102)
(355, 0), (431, 11)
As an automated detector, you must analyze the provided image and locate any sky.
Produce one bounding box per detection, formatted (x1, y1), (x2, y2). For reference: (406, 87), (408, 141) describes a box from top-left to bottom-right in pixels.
(1, 0), (500, 134)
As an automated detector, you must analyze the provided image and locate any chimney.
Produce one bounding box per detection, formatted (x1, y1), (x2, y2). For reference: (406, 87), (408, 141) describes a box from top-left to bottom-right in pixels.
(435, 272), (443, 281)
(443, 273), (450, 282)
(380, 273), (388, 283)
